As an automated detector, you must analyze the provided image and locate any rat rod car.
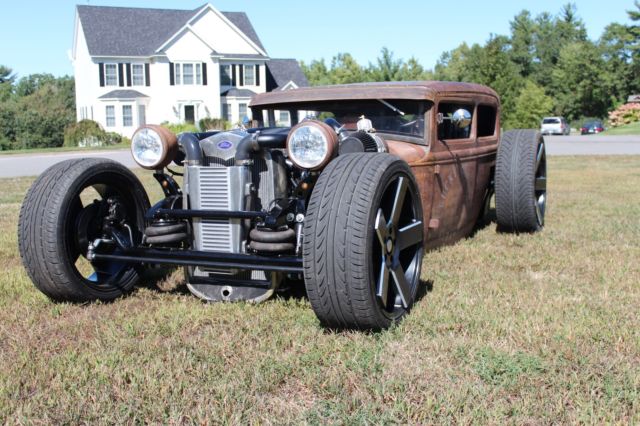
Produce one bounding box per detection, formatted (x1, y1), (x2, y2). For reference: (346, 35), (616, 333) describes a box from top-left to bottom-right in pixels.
(18, 81), (547, 330)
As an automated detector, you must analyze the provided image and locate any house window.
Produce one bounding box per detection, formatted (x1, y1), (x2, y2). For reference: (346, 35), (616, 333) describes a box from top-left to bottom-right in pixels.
(238, 103), (248, 121)
(183, 64), (194, 85)
(222, 103), (231, 122)
(104, 64), (118, 86)
(174, 63), (202, 85)
(122, 105), (133, 127)
(131, 64), (145, 86)
(244, 65), (255, 86)
(278, 110), (289, 126)
(220, 64), (232, 86)
(105, 105), (115, 127)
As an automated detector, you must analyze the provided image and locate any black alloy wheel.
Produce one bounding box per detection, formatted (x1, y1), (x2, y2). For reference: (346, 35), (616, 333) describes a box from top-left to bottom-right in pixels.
(303, 153), (424, 330)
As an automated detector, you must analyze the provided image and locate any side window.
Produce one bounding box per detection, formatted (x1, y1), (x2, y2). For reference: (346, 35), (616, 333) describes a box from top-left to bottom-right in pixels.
(437, 103), (473, 140)
(477, 105), (497, 137)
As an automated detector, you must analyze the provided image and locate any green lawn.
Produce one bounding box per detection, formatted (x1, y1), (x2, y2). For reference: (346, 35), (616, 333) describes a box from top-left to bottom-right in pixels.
(0, 142), (129, 156)
(602, 120), (640, 135)
(0, 157), (638, 423)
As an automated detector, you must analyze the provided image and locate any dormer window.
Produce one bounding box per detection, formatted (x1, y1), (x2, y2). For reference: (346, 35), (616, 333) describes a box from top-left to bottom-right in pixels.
(173, 63), (203, 85)
(244, 65), (255, 86)
(220, 64), (232, 86)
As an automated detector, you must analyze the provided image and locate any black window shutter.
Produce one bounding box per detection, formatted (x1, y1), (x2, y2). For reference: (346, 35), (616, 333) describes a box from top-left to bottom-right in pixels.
(98, 63), (105, 87)
(238, 65), (244, 87)
(255, 64), (260, 86)
(202, 63), (207, 86)
(145, 63), (150, 86)
(231, 64), (236, 87)
(169, 62), (175, 86)
(126, 63), (132, 87)
(118, 63), (124, 87)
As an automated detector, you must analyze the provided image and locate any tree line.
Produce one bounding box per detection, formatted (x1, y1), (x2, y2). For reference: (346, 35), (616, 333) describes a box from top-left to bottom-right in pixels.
(301, 3), (640, 129)
(0, 67), (75, 150)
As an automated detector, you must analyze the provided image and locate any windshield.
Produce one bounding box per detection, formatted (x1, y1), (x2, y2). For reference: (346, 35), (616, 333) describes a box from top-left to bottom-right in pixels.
(256, 99), (429, 138)
(542, 118), (560, 124)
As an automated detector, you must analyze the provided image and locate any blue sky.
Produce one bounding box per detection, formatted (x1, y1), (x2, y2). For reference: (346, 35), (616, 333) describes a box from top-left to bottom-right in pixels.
(0, 0), (636, 79)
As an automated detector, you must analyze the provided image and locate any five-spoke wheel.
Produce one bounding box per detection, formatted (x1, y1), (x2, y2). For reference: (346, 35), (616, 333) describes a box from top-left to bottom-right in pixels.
(303, 153), (424, 330)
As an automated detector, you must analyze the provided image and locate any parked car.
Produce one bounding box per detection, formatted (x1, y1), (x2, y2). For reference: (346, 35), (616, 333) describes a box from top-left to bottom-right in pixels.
(541, 116), (570, 135)
(580, 120), (605, 135)
(18, 81), (547, 330)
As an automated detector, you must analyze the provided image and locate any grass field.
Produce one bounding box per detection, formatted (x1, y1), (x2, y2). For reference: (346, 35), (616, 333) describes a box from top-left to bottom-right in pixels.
(603, 121), (640, 136)
(0, 157), (638, 423)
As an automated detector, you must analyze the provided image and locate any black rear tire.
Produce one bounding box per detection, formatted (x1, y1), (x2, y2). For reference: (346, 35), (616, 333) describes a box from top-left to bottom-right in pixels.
(495, 129), (547, 233)
(18, 158), (150, 302)
(303, 153), (424, 330)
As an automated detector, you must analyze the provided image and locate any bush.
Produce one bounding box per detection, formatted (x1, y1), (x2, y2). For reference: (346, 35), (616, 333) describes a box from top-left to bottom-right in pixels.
(608, 103), (640, 127)
(13, 84), (75, 149)
(199, 117), (231, 131)
(63, 120), (122, 147)
(161, 122), (199, 134)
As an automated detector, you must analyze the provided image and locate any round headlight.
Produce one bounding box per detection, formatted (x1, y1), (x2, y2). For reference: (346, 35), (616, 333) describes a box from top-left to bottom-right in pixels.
(286, 121), (338, 170)
(131, 125), (178, 169)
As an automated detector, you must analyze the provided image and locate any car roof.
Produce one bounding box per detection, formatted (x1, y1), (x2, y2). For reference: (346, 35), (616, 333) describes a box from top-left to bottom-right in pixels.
(250, 81), (499, 108)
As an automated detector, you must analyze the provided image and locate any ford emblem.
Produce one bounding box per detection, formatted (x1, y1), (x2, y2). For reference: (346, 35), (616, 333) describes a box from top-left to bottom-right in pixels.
(217, 140), (233, 150)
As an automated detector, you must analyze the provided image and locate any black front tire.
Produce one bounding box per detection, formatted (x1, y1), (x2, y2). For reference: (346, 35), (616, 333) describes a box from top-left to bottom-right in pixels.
(495, 129), (547, 233)
(18, 158), (150, 302)
(303, 153), (424, 330)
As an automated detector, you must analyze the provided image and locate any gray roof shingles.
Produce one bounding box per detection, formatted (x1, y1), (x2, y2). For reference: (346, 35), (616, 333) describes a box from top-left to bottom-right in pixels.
(98, 90), (149, 99)
(221, 88), (256, 98)
(266, 59), (309, 90)
(77, 4), (266, 57)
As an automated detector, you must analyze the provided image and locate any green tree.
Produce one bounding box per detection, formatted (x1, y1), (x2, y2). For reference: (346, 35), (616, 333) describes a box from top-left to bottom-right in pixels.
(551, 41), (608, 119)
(14, 73), (57, 97)
(505, 80), (554, 129)
(367, 47), (402, 81)
(330, 53), (367, 84)
(599, 23), (637, 104)
(509, 11), (536, 77)
(13, 82), (75, 149)
(0, 65), (15, 101)
(300, 59), (333, 86)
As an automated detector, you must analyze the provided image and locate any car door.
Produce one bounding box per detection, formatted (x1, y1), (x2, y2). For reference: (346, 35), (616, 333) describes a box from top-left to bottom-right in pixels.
(425, 97), (486, 246)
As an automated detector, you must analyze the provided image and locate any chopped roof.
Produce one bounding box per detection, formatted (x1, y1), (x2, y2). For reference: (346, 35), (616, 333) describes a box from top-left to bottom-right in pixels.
(221, 88), (256, 98)
(98, 90), (149, 99)
(251, 81), (499, 108)
(266, 59), (309, 91)
(77, 4), (266, 57)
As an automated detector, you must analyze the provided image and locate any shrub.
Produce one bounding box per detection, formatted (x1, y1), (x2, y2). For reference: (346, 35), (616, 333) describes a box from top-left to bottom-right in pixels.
(161, 122), (199, 134)
(199, 117), (231, 131)
(608, 103), (640, 128)
(63, 120), (122, 147)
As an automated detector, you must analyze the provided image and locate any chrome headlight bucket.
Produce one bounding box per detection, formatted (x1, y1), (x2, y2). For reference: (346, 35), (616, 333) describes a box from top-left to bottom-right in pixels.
(286, 121), (338, 170)
(131, 125), (178, 170)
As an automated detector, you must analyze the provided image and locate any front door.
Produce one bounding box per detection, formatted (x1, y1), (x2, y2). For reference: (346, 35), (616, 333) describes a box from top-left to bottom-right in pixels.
(184, 105), (195, 124)
(426, 100), (478, 246)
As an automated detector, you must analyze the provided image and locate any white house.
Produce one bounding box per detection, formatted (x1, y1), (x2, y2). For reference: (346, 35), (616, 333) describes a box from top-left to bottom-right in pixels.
(71, 3), (308, 137)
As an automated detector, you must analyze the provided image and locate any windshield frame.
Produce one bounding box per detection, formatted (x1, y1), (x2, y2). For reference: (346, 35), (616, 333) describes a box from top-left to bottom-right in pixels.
(251, 99), (432, 145)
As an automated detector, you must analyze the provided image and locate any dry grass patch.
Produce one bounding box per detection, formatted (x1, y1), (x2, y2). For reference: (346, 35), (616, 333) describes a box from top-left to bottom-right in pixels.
(0, 156), (638, 423)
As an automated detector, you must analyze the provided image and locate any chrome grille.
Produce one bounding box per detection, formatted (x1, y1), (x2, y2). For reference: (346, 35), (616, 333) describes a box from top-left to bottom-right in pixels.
(197, 168), (232, 254)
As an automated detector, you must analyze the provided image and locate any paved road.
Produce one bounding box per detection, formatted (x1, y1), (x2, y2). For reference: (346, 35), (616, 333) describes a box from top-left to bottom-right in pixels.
(1, 135), (639, 178)
(545, 134), (640, 155)
(0, 149), (136, 178)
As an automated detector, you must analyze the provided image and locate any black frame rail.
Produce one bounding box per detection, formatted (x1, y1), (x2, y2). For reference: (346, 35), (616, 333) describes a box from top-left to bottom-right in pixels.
(92, 248), (303, 273)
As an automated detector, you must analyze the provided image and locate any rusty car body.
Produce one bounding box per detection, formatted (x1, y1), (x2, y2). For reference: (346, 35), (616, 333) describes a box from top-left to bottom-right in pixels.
(18, 81), (547, 330)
